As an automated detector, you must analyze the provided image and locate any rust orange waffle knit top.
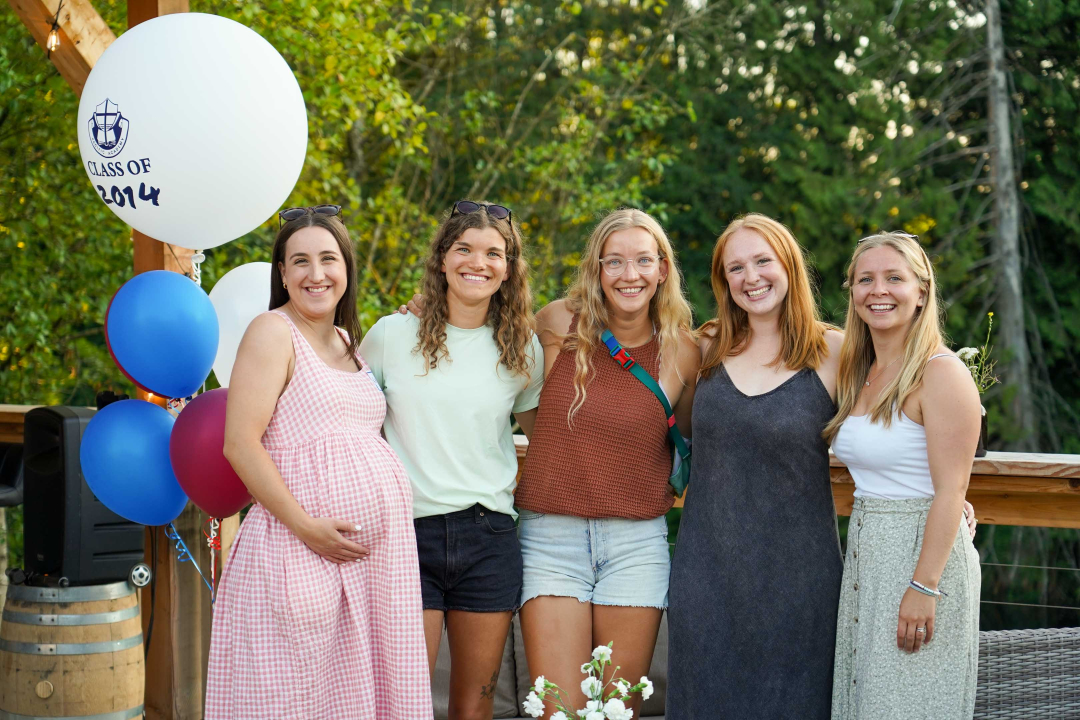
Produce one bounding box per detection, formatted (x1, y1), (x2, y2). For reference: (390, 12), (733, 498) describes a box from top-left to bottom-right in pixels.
(515, 315), (675, 519)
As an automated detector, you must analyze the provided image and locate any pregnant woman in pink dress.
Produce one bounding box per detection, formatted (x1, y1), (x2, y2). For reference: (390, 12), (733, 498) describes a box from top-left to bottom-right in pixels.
(206, 206), (431, 719)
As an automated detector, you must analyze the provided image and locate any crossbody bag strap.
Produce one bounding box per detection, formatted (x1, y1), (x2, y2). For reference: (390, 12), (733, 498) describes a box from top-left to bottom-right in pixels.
(600, 329), (690, 462)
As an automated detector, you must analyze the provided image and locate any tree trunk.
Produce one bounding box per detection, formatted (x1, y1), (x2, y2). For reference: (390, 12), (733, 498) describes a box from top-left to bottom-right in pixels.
(986, 0), (1037, 450)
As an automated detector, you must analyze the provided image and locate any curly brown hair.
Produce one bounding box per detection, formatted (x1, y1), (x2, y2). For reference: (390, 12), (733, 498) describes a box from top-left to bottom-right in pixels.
(415, 203), (535, 377)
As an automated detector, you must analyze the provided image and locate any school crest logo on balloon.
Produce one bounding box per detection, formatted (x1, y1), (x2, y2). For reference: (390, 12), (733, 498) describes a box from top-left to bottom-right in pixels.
(88, 99), (130, 158)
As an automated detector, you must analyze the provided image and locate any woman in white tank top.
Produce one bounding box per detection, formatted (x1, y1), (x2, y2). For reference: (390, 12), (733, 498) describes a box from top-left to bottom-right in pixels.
(823, 232), (982, 720)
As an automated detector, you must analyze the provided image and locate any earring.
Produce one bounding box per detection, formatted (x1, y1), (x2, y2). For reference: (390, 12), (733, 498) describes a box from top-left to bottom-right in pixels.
(283, 282), (287, 290)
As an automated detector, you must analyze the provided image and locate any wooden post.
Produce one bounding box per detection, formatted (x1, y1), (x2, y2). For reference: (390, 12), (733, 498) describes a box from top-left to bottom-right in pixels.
(121, 3), (209, 719)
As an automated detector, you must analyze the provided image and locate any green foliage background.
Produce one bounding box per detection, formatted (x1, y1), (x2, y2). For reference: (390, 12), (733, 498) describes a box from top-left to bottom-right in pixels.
(1, 0), (1078, 628)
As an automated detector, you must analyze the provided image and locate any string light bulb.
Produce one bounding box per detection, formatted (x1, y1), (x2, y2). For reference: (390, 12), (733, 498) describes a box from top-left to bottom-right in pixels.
(45, 0), (64, 57)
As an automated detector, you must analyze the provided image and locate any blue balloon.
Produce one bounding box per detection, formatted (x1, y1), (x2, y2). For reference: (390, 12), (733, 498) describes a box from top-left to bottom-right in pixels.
(80, 400), (189, 526)
(106, 270), (219, 398)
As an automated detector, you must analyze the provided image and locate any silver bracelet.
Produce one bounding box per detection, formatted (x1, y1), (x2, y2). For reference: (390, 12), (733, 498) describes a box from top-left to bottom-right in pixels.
(909, 579), (948, 598)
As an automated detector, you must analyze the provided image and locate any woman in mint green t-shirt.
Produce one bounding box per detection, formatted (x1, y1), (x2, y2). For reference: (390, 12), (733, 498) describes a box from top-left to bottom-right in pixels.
(360, 200), (543, 718)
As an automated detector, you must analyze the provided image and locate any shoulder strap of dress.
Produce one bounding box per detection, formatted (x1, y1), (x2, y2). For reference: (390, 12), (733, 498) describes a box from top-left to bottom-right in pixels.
(928, 352), (960, 362)
(270, 309), (311, 361)
(335, 326), (363, 371)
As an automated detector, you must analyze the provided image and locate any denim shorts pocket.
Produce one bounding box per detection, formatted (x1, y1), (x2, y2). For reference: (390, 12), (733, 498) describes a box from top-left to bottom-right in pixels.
(516, 509), (546, 522)
(483, 511), (516, 534)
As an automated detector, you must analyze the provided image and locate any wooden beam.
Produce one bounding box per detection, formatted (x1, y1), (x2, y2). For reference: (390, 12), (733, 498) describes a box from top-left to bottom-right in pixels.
(132, 230), (194, 278)
(5, 0), (115, 96)
(0, 406), (39, 445)
(126, 0), (185, 27)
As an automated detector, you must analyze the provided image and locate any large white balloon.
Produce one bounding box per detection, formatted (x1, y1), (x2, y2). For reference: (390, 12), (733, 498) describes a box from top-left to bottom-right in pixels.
(209, 262), (272, 387)
(77, 14), (307, 249)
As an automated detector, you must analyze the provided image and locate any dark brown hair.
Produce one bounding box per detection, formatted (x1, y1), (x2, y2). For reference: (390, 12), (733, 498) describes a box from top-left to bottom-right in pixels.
(269, 213), (363, 360)
(416, 203), (534, 377)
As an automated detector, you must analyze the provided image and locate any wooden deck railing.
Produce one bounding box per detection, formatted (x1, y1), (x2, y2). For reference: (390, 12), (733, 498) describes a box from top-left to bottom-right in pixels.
(4, 405), (1080, 528)
(513, 436), (1080, 529)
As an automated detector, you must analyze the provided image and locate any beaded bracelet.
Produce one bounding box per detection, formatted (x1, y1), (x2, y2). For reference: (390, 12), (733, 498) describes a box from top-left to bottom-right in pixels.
(909, 579), (948, 598)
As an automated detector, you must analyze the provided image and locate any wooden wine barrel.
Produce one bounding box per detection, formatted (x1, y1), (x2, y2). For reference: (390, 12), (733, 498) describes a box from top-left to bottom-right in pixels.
(0, 581), (143, 720)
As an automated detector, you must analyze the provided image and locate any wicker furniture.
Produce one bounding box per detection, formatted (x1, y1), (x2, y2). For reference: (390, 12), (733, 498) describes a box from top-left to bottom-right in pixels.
(975, 626), (1080, 719)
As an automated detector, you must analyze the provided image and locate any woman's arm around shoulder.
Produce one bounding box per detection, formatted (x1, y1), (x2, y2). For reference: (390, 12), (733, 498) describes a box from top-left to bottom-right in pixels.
(817, 328), (845, 402)
(534, 298), (573, 346)
(358, 313), (392, 387)
(534, 299), (573, 376)
(696, 322), (718, 359)
(671, 328), (702, 435)
(511, 333), (547, 439)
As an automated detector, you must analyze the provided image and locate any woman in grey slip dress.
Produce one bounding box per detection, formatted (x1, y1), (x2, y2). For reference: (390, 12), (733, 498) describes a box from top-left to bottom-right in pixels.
(668, 214), (845, 719)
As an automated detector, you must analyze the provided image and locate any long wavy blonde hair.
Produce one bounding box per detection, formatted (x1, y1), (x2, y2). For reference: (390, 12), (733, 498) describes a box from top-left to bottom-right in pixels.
(823, 232), (945, 443)
(699, 213), (831, 377)
(564, 208), (693, 421)
(415, 202), (534, 377)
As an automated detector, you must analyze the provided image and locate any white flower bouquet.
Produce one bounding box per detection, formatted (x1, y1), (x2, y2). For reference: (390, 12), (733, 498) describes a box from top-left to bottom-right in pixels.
(522, 643), (653, 720)
(957, 311), (999, 395)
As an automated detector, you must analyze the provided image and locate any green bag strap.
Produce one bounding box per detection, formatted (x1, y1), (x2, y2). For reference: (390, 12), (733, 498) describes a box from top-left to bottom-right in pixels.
(600, 329), (690, 462)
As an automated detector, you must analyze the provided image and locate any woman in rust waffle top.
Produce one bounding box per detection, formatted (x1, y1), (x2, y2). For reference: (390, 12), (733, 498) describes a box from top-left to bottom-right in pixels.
(515, 208), (700, 719)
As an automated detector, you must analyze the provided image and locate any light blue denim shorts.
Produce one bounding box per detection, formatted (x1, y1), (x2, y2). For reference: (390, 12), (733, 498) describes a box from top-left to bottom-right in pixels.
(517, 510), (670, 609)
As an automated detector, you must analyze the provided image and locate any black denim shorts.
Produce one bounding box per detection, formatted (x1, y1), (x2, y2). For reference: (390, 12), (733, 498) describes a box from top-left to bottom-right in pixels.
(413, 504), (523, 613)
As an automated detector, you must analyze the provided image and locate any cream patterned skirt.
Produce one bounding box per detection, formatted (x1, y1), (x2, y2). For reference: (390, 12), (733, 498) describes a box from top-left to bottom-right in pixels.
(831, 497), (981, 720)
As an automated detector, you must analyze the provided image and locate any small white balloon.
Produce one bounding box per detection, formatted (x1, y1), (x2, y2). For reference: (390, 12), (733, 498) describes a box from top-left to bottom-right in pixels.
(209, 262), (272, 387)
(77, 14), (307, 249)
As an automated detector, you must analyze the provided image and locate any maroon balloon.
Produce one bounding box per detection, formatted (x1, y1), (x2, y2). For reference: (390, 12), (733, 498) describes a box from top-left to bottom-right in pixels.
(169, 388), (251, 517)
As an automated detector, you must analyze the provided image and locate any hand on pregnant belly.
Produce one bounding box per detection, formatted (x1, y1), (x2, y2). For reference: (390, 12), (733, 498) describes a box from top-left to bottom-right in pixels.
(296, 516), (370, 564)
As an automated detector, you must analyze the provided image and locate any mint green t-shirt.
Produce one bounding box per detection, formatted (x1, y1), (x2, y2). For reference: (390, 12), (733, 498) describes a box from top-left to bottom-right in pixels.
(359, 313), (544, 519)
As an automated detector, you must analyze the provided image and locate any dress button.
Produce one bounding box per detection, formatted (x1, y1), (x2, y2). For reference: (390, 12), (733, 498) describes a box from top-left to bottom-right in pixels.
(853, 551), (858, 558)
(854, 583), (859, 591)
(854, 616), (858, 623)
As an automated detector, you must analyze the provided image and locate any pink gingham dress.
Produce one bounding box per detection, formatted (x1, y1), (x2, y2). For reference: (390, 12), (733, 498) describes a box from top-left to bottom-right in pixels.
(205, 310), (432, 720)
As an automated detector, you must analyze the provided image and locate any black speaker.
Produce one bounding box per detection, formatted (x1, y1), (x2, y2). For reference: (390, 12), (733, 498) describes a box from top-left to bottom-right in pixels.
(22, 406), (144, 585)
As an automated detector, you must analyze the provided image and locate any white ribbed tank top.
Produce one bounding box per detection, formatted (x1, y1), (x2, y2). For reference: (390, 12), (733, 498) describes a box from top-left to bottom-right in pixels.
(831, 354), (961, 499)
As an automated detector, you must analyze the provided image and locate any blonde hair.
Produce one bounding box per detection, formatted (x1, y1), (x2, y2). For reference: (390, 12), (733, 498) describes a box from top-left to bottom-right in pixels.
(822, 232), (945, 443)
(699, 213), (831, 376)
(563, 208), (693, 421)
(415, 202), (535, 377)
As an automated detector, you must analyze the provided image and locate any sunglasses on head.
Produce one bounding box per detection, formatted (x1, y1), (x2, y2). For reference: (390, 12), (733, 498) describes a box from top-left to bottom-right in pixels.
(858, 231), (920, 244)
(451, 200), (512, 223)
(278, 204), (342, 229)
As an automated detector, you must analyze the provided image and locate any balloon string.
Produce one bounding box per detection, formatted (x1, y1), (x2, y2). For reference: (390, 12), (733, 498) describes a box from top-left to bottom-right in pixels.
(165, 522), (215, 603)
(203, 517), (221, 598)
(190, 250), (205, 287)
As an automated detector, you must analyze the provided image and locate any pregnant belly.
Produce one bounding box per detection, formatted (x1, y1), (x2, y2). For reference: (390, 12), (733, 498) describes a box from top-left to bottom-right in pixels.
(276, 438), (412, 549)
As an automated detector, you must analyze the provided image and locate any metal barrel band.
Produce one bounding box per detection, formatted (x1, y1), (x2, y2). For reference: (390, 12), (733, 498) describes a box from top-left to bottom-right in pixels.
(0, 705), (144, 720)
(2, 605), (140, 626)
(0, 635), (142, 655)
(5, 581), (134, 603)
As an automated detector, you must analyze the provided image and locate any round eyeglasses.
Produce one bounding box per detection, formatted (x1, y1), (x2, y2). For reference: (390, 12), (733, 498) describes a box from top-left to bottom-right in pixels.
(599, 255), (662, 277)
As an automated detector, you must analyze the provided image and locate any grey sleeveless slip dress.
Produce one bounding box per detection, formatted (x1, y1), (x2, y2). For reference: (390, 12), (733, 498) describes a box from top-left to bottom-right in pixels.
(667, 365), (843, 719)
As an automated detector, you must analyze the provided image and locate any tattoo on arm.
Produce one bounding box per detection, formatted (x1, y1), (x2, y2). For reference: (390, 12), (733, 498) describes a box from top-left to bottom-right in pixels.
(480, 669), (500, 700)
